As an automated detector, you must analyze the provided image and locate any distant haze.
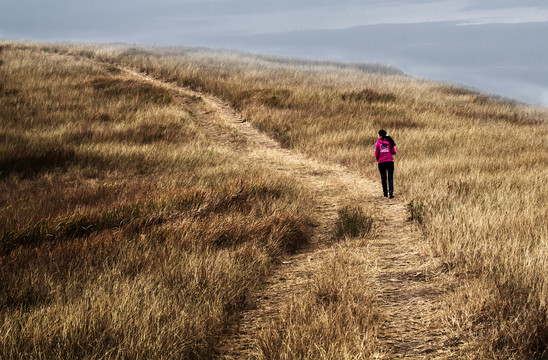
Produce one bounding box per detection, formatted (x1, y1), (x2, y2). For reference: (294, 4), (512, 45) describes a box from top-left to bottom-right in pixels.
(1, 0), (547, 106)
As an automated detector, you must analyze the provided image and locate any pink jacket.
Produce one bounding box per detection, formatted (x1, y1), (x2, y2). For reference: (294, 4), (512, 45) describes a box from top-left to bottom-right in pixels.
(375, 138), (397, 163)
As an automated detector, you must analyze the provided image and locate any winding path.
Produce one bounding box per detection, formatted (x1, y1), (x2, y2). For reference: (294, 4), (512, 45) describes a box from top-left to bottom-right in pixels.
(122, 67), (459, 359)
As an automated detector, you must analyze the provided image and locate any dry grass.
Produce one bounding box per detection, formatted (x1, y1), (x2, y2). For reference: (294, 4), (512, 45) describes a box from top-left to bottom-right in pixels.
(0, 43), (313, 359)
(3, 40), (548, 358)
(335, 205), (374, 240)
(50, 42), (548, 358)
(256, 248), (379, 360)
(256, 206), (378, 360)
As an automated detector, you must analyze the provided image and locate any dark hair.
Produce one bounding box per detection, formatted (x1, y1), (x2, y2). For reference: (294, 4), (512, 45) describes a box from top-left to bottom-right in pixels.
(378, 129), (396, 147)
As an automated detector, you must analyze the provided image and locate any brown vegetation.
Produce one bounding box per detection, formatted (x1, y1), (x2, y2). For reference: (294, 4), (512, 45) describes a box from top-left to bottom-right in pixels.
(0, 44), (312, 359)
(2, 40), (548, 358)
(77, 42), (548, 358)
(256, 248), (379, 359)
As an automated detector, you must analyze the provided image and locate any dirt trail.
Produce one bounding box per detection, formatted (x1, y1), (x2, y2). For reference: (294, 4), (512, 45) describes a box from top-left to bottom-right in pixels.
(122, 68), (457, 359)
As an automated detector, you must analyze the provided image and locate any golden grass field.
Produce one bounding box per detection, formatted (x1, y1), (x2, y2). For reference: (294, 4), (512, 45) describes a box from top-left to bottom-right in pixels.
(0, 43), (315, 359)
(1, 41), (548, 358)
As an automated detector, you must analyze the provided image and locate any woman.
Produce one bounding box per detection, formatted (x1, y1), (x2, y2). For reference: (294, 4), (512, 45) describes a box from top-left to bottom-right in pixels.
(374, 129), (397, 198)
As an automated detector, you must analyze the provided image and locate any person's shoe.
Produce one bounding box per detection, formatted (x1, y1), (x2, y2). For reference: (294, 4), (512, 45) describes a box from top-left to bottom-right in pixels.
(383, 193), (388, 198)
(389, 192), (394, 198)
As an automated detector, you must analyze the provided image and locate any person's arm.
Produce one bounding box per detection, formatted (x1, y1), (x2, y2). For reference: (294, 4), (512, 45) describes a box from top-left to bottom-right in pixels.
(374, 142), (380, 161)
(391, 145), (397, 155)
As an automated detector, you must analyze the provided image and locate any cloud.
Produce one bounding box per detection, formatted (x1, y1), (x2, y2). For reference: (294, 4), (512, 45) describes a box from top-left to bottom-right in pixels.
(148, 1), (548, 38)
(457, 7), (548, 25)
(464, 0), (547, 10)
(2, 0), (547, 43)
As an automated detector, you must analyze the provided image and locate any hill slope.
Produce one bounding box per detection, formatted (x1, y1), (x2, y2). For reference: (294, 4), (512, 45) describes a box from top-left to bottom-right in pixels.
(1, 42), (548, 358)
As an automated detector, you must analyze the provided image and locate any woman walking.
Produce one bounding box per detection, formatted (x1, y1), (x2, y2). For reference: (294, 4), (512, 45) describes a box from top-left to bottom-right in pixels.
(374, 129), (397, 198)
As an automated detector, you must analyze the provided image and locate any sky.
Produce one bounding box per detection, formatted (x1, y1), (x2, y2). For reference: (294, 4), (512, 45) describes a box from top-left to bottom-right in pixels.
(1, 0), (548, 106)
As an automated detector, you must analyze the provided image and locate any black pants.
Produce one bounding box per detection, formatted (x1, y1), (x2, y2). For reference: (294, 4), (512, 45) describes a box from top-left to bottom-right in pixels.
(378, 161), (394, 196)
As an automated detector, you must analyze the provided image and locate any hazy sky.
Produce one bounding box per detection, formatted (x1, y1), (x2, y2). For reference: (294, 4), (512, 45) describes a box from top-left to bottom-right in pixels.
(2, 0), (547, 41)
(1, 0), (547, 105)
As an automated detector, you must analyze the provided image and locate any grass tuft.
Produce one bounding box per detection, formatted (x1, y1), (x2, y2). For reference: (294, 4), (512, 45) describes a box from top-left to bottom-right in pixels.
(341, 88), (397, 103)
(0, 143), (76, 179)
(407, 199), (426, 225)
(335, 205), (373, 239)
(91, 77), (173, 105)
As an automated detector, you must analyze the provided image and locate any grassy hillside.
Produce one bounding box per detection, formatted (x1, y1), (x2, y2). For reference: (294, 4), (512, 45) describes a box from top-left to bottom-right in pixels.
(84, 43), (547, 357)
(2, 41), (548, 358)
(0, 43), (314, 359)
